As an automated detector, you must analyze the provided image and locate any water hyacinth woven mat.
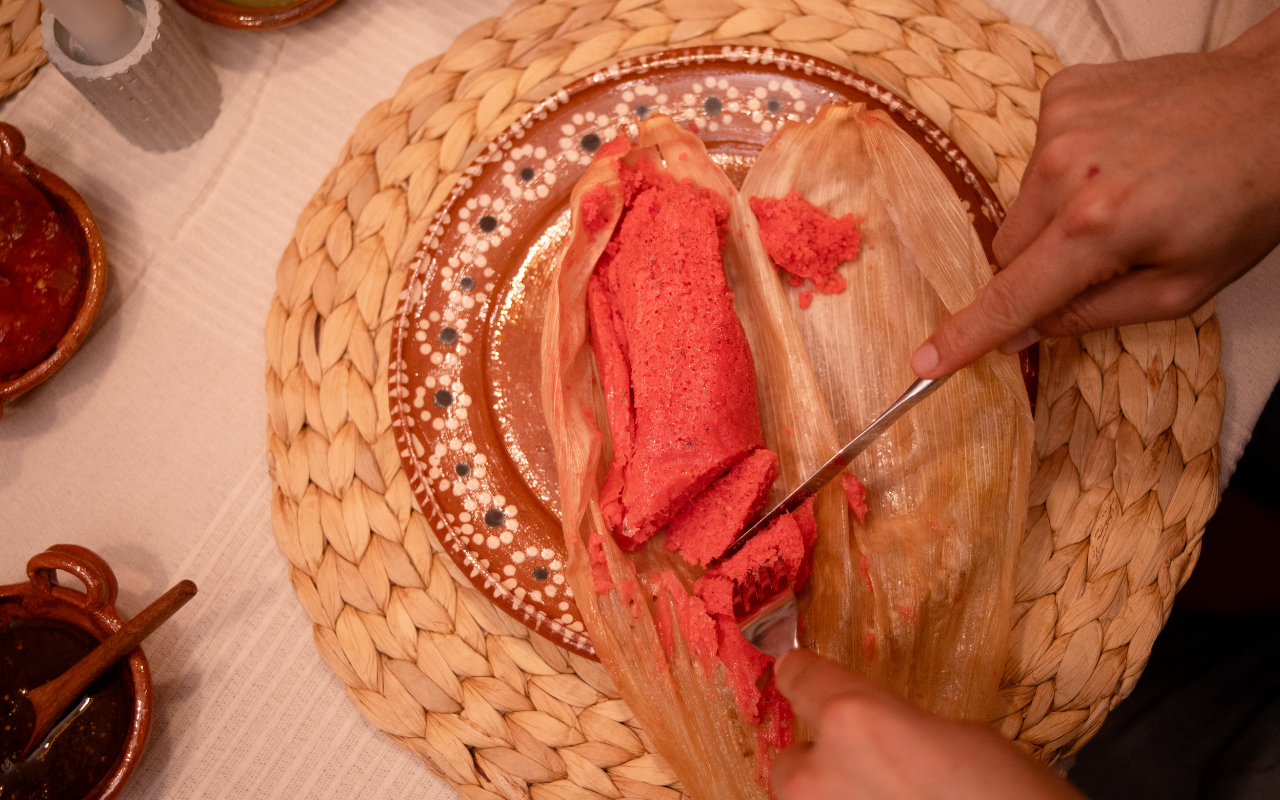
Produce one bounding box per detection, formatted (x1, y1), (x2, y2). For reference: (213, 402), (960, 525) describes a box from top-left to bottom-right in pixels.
(0, 0), (46, 100)
(264, 0), (1225, 796)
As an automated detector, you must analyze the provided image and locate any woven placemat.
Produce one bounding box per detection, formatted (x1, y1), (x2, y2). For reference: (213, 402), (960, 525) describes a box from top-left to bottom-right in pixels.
(265, 0), (1225, 796)
(1, 0), (45, 101)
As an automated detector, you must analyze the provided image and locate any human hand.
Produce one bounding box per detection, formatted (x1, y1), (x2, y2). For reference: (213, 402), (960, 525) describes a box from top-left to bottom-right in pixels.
(770, 648), (1085, 800)
(911, 9), (1280, 378)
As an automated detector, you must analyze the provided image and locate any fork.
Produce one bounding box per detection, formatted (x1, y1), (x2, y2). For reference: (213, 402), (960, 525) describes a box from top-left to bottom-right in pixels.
(732, 375), (951, 657)
(735, 563), (799, 659)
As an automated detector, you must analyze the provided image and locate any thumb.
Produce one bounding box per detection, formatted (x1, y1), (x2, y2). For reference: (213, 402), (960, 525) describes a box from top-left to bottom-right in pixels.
(775, 648), (899, 725)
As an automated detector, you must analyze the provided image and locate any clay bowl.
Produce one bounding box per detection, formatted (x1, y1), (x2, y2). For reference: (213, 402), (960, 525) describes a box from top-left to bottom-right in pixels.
(172, 0), (342, 29)
(0, 545), (152, 800)
(0, 123), (109, 416)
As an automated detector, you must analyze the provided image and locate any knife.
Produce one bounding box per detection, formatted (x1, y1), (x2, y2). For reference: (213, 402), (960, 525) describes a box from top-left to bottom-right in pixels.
(721, 374), (952, 561)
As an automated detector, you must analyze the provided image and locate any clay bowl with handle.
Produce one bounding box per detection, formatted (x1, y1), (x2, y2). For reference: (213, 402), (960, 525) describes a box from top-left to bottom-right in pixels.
(0, 123), (109, 416)
(0, 545), (152, 800)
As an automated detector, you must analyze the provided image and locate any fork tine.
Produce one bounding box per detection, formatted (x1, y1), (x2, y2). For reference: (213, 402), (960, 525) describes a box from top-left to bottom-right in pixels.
(736, 563), (798, 658)
(735, 563), (786, 616)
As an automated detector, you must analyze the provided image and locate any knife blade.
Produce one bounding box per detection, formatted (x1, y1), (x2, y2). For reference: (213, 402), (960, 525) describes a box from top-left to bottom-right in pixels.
(718, 374), (952, 562)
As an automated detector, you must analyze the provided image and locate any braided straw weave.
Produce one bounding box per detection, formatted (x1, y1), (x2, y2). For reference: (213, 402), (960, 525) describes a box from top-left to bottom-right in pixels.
(265, 0), (1225, 795)
(1, 0), (44, 100)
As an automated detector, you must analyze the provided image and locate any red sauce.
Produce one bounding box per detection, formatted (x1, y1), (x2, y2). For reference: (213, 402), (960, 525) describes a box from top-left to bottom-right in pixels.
(0, 165), (85, 381)
(587, 532), (614, 593)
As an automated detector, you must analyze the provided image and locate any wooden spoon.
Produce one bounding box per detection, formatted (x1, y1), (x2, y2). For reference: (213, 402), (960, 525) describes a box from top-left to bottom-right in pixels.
(0, 579), (196, 766)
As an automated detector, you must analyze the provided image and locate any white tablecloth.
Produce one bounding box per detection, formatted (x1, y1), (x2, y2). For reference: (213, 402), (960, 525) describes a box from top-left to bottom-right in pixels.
(0, 1), (1276, 798)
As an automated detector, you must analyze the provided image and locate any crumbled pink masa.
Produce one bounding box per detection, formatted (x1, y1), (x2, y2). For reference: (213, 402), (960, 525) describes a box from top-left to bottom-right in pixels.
(588, 532), (614, 593)
(579, 183), (614, 234)
(642, 500), (817, 781)
(714, 613), (771, 724)
(749, 190), (861, 302)
(695, 498), (817, 617)
(841, 472), (868, 523)
(649, 571), (721, 676)
(665, 449), (779, 567)
(756, 682), (794, 790)
(648, 574), (789, 751)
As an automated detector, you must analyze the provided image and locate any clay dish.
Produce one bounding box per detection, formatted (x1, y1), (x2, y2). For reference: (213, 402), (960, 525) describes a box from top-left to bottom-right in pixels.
(0, 545), (153, 800)
(172, 0), (342, 29)
(0, 123), (108, 416)
(387, 47), (1037, 656)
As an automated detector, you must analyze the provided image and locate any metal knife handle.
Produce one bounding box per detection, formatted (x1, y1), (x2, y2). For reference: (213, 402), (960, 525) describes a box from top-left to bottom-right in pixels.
(720, 374), (952, 560)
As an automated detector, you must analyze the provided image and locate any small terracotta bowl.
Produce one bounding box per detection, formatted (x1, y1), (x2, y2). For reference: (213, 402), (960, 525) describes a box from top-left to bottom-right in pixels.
(0, 123), (109, 416)
(0, 545), (152, 800)
(173, 0), (342, 29)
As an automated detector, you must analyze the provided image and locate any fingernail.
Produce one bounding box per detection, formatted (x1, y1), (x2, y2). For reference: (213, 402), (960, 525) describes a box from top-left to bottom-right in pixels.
(911, 341), (939, 377)
(999, 327), (1041, 356)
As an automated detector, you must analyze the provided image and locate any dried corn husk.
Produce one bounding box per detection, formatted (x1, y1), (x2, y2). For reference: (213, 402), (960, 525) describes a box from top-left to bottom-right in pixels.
(740, 103), (1034, 720)
(541, 117), (798, 800)
(541, 104), (1034, 798)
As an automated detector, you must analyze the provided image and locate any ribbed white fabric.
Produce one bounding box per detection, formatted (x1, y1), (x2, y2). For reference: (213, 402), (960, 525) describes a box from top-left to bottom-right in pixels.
(0, 2), (1275, 798)
(2, 3), (506, 798)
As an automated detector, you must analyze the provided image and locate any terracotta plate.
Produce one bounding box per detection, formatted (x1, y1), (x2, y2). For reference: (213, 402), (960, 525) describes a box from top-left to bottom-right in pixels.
(389, 47), (1009, 657)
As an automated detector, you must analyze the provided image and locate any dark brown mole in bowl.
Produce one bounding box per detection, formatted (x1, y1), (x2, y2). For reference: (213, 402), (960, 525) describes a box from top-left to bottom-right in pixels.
(0, 618), (134, 800)
(0, 545), (151, 800)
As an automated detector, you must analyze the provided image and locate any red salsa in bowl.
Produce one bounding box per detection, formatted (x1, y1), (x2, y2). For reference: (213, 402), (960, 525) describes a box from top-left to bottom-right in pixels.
(0, 158), (86, 380)
(0, 123), (107, 413)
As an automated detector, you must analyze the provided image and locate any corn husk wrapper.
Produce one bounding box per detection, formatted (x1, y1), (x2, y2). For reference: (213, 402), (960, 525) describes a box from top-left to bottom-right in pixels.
(740, 103), (1034, 720)
(540, 116), (813, 800)
(540, 103), (1033, 798)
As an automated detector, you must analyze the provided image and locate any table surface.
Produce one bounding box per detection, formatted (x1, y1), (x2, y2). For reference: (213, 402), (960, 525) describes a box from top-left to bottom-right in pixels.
(1, 0), (1276, 798)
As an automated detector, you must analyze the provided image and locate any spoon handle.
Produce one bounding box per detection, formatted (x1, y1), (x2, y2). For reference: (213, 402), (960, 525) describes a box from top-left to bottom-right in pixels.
(25, 579), (197, 746)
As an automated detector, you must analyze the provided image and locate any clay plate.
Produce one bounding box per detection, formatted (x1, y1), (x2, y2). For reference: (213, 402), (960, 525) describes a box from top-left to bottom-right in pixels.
(389, 47), (1017, 657)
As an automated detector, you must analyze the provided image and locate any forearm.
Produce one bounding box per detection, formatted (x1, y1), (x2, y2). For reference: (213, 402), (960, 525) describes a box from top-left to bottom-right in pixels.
(1216, 7), (1280, 205)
